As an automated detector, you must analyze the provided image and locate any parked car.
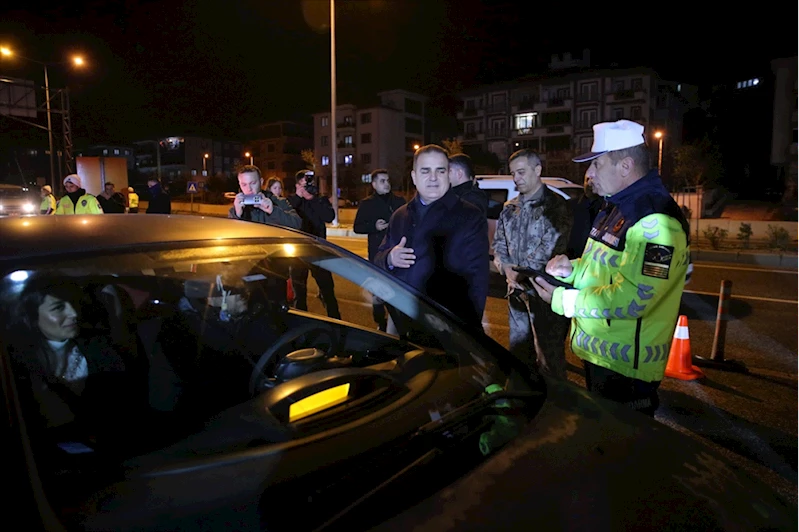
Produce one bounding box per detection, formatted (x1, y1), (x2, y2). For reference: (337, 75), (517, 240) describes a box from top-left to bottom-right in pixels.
(476, 175), (584, 274)
(0, 215), (794, 531)
(0, 183), (38, 216)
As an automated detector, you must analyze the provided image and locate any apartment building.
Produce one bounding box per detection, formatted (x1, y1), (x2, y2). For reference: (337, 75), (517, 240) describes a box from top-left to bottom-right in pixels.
(133, 136), (242, 181)
(456, 54), (698, 180)
(242, 121), (314, 182)
(770, 57), (798, 203)
(312, 89), (427, 199)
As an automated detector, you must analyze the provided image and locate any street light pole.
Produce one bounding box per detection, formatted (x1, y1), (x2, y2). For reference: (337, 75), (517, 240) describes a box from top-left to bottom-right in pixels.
(654, 131), (664, 176)
(43, 63), (56, 192)
(330, 0), (338, 226)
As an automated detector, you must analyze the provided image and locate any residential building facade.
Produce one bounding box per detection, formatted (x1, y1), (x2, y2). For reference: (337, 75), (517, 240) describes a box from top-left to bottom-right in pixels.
(456, 57), (698, 183)
(312, 89), (427, 200)
(133, 136), (242, 182)
(770, 57), (798, 204)
(242, 121), (313, 182)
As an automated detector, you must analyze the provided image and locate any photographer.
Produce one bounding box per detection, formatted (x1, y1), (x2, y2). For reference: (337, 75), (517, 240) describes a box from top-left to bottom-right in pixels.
(229, 165), (302, 229)
(287, 169), (341, 319)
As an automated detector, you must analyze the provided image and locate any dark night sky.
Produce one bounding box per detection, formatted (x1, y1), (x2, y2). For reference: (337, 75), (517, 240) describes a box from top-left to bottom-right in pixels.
(0, 0), (795, 145)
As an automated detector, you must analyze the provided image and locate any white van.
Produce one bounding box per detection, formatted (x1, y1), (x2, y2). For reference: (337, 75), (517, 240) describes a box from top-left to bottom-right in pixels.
(476, 175), (584, 273)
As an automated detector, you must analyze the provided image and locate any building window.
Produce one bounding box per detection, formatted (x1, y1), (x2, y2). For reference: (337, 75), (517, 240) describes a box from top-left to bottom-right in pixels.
(343, 116), (354, 127)
(360, 112), (372, 124)
(579, 82), (598, 100)
(321, 136), (329, 147)
(124, 149), (130, 155)
(612, 107), (624, 119)
(28, 149), (37, 156)
(613, 80), (624, 91)
(321, 156), (330, 166)
(631, 106), (642, 119)
(191, 169), (197, 176)
(632, 78), (643, 90)
(361, 133), (372, 144)
(344, 154), (353, 166)
(579, 110), (597, 128)
(580, 137), (592, 151)
(466, 122), (476, 134)
(321, 116), (329, 127)
(267, 144), (275, 153)
(267, 161), (275, 170)
(405, 98), (422, 115)
(361, 153), (371, 164)
(344, 135), (353, 147)
(514, 112), (539, 132)
(556, 87), (570, 98)
(103, 149), (108, 155)
(405, 117), (422, 134)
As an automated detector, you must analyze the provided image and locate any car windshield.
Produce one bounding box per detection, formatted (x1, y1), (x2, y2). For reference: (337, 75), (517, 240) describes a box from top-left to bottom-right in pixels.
(0, 237), (539, 529)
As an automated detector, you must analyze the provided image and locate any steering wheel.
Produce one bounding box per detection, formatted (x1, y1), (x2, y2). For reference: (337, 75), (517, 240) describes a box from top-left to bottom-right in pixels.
(248, 322), (337, 395)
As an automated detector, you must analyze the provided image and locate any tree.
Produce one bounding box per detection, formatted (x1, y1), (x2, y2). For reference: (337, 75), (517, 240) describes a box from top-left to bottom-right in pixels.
(671, 136), (724, 190)
(301, 149), (317, 171)
(441, 138), (463, 155)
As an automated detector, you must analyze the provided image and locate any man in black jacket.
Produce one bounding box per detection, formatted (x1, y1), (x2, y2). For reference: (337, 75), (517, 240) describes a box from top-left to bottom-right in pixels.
(287, 169), (341, 319)
(146, 178), (172, 214)
(448, 153), (488, 215)
(353, 169), (406, 330)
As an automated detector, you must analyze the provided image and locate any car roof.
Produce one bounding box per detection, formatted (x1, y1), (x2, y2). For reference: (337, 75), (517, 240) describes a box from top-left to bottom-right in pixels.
(0, 214), (309, 262)
(476, 175), (582, 188)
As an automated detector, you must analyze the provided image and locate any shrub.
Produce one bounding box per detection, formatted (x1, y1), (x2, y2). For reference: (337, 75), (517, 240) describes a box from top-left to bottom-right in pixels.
(766, 225), (791, 251)
(702, 226), (728, 250)
(736, 223), (752, 249)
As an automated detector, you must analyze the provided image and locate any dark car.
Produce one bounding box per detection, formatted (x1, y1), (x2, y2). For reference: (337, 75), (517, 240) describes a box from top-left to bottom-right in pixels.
(0, 215), (794, 531)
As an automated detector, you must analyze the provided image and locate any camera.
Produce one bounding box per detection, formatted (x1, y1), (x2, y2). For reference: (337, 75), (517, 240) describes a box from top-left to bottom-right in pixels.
(297, 170), (318, 195)
(241, 194), (262, 206)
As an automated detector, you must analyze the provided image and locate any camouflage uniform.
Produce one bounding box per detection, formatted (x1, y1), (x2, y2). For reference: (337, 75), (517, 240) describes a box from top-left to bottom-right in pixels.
(493, 186), (573, 379)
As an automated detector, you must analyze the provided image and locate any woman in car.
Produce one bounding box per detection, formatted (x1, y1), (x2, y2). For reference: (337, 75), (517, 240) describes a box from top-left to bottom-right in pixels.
(4, 279), (140, 435)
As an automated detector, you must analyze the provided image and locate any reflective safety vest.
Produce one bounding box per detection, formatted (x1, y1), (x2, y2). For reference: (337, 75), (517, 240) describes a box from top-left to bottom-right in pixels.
(550, 172), (690, 383)
(55, 194), (104, 215)
(40, 194), (56, 215)
(128, 192), (139, 209)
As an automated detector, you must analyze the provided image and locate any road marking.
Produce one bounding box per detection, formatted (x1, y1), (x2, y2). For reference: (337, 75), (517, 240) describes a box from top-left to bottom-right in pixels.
(684, 290), (797, 305)
(694, 263), (797, 274)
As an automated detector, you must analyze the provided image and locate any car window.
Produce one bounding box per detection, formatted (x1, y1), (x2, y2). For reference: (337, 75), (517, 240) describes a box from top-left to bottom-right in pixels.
(486, 189), (508, 220)
(0, 238), (538, 527)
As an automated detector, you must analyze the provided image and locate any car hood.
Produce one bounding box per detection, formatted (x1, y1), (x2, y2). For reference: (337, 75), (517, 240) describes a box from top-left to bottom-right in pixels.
(371, 378), (796, 531)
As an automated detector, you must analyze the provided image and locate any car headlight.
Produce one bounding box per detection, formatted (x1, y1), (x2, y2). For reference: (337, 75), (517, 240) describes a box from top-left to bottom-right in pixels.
(23, 203), (34, 212)
(0, 204), (4, 211)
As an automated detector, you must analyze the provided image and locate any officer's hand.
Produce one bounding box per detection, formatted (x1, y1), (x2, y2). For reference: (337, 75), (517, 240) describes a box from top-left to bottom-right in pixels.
(388, 236), (415, 268)
(503, 264), (522, 290)
(531, 277), (556, 304)
(375, 218), (388, 231)
(234, 193), (245, 209)
(257, 193), (273, 214)
(546, 255), (573, 278)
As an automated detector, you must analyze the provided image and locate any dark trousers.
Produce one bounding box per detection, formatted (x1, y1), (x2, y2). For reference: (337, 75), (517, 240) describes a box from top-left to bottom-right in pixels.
(583, 360), (662, 417)
(293, 265), (341, 319)
(129, 207), (139, 213)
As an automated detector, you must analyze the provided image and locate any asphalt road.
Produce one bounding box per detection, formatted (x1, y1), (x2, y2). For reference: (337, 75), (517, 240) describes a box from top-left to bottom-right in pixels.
(323, 236), (798, 505)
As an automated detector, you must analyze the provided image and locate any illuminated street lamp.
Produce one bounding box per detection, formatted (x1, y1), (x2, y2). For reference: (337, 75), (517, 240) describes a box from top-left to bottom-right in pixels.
(654, 131), (664, 175)
(244, 151), (253, 165)
(0, 46), (86, 191)
(202, 153), (209, 176)
(413, 144), (420, 151)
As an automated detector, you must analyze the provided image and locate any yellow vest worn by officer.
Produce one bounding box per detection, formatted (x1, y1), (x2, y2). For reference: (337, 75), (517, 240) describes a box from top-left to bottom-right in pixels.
(550, 121), (690, 383)
(40, 186), (56, 215)
(128, 192), (139, 209)
(55, 174), (104, 215)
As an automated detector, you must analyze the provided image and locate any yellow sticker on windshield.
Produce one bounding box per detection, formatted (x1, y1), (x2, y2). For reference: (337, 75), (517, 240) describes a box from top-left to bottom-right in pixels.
(288, 383), (351, 422)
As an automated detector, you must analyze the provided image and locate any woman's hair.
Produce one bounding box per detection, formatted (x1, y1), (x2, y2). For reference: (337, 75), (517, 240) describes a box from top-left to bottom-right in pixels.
(5, 279), (83, 377)
(265, 177), (283, 195)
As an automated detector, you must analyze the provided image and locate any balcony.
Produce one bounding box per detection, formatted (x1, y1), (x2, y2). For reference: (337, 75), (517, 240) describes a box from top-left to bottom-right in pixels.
(535, 125), (573, 136)
(457, 107), (484, 119)
(576, 120), (594, 130)
(462, 131), (485, 142)
(512, 127), (535, 137)
(546, 98), (573, 109)
(337, 120), (355, 129)
(610, 89), (648, 102)
(576, 92), (600, 103)
(512, 100), (536, 113)
(486, 102), (508, 114)
(487, 127), (508, 139)
(337, 142), (356, 149)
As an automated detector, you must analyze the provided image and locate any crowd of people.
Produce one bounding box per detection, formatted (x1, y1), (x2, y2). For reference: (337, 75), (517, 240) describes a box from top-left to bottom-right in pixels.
(39, 174), (171, 215)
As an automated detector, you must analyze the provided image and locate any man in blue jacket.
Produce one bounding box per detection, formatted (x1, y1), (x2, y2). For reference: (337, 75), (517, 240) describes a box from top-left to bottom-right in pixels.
(375, 145), (488, 331)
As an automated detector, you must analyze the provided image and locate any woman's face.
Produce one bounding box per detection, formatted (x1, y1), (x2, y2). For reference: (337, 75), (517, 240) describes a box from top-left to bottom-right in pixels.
(38, 295), (79, 341)
(269, 182), (282, 197)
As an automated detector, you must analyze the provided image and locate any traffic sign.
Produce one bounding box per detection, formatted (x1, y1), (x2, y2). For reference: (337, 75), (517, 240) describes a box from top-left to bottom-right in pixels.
(187, 181), (199, 194)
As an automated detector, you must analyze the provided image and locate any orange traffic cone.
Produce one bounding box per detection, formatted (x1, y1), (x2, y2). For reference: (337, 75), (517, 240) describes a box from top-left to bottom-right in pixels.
(665, 315), (704, 380)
